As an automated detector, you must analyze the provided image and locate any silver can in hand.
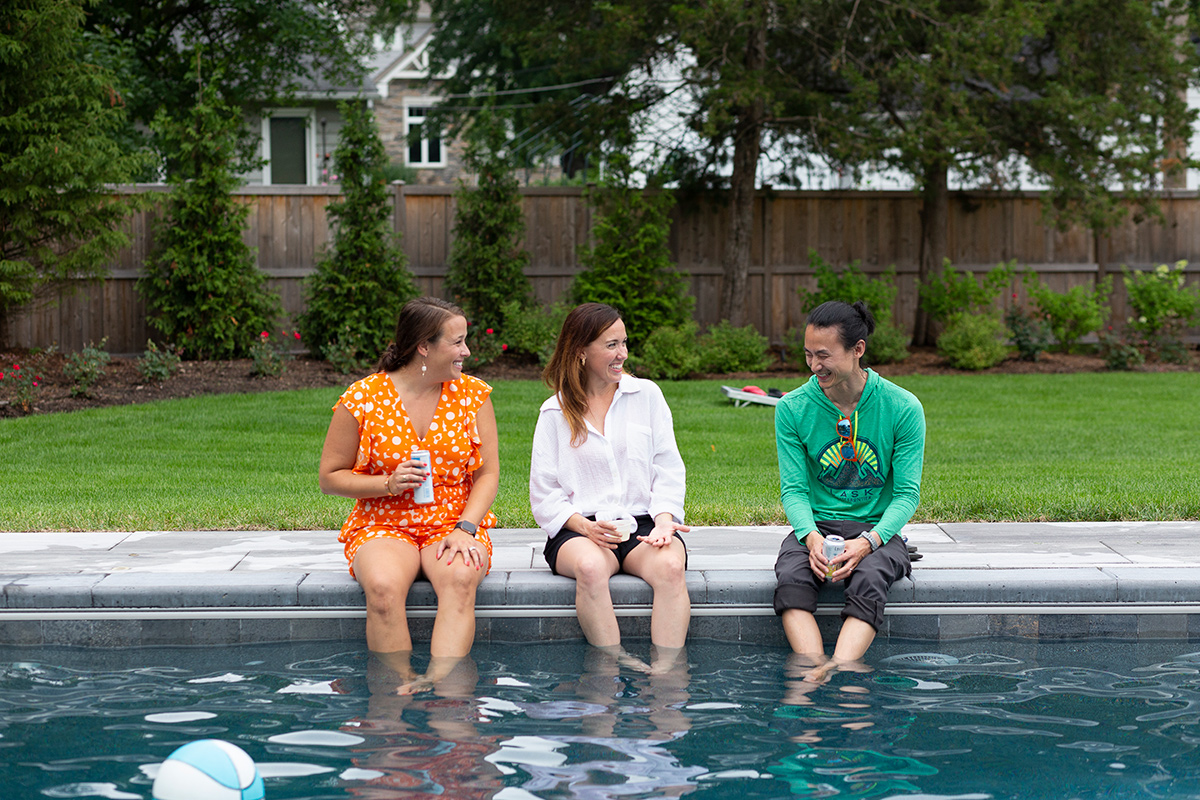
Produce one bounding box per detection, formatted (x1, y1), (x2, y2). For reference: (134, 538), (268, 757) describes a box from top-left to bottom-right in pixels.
(823, 534), (845, 579)
(411, 449), (434, 505)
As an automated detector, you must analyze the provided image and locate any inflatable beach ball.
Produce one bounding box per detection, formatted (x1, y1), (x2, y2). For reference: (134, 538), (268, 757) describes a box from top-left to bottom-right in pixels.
(153, 739), (265, 800)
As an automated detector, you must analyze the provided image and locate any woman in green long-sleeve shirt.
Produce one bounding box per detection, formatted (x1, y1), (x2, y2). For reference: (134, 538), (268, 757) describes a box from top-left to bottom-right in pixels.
(774, 300), (926, 674)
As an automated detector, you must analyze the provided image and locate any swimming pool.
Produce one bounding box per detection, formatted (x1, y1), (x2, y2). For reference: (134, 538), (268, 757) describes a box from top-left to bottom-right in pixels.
(4, 639), (1200, 799)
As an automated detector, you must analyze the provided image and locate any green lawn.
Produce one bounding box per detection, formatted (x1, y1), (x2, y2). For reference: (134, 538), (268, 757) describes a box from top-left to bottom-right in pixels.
(0, 373), (1196, 531)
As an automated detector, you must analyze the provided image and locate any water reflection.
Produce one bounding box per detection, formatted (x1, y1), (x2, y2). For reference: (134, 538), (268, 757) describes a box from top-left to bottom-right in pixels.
(8, 642), (1200, 799)
(346, 646), (702, 798)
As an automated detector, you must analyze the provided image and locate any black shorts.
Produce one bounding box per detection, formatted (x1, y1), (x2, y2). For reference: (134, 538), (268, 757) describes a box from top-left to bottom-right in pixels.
(543, 514), (687, 575)
(773, 519), (911, 631)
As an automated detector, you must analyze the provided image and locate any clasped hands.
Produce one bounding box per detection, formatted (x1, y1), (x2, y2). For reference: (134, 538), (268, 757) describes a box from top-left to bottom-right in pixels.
(805, 531), (871, 582)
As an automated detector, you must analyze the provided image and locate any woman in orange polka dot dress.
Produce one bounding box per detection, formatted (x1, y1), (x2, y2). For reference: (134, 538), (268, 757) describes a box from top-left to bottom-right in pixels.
(319, 298), (499, 664)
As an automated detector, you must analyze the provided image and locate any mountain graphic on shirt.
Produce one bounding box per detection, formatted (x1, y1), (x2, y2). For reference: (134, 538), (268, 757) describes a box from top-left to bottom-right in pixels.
(817, 437), (884, 490)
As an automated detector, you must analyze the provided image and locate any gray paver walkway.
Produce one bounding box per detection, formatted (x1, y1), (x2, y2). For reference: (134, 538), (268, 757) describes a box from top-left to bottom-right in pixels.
(2, 521), (1199, 647)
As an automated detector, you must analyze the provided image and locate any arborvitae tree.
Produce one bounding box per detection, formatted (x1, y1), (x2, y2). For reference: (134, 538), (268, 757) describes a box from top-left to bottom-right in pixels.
(298, 101), (418, 362)
(0, 0), (151, 346)
(444, 112), (532, 331)
(571, 153), (693, 346)
(138, 78), (279, 359)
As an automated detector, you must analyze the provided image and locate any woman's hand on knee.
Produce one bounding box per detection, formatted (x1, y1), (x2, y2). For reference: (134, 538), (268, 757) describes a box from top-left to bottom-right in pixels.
(640, 519), (689, 548)
(435, 532), (485, 570)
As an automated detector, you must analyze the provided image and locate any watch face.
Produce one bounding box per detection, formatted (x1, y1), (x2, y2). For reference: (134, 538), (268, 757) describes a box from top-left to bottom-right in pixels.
(455, 521), (477, 535)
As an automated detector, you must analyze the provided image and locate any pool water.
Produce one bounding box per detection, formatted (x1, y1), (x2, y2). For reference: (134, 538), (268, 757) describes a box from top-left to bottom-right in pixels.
(4, 639), (1200, 799)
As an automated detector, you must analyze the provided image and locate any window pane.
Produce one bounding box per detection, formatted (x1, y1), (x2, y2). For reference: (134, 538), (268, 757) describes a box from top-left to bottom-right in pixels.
(270, 118), (307, 184)
(428, 136), (441, 164)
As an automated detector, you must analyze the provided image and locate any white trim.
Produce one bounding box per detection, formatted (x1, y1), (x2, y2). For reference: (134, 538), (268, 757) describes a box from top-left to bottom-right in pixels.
(260, 107), (317, 186)
(403, 98), (446, 168)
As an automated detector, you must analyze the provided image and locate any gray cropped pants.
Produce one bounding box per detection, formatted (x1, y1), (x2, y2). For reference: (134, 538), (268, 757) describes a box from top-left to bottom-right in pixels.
(773, 519), (911, 631)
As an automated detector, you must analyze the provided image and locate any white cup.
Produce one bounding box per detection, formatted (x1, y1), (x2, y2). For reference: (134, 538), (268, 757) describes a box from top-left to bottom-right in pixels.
(597, 510), (635, 542)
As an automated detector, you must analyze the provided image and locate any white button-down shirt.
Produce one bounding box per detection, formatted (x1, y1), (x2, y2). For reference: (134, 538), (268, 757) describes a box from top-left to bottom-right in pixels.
(529, 374), (686, 537)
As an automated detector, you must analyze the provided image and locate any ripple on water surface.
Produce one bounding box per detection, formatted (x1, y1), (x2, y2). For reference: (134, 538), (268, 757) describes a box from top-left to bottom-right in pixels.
(4, 640), (1200, 799)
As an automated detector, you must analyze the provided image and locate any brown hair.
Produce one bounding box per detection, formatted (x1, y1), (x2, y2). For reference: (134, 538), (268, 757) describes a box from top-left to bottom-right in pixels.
(543, 302), (623, 447)
(376, 297), (466, 372)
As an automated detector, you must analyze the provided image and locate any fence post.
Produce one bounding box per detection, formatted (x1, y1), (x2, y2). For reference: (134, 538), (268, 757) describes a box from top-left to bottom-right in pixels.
(392, 181), (406, 240)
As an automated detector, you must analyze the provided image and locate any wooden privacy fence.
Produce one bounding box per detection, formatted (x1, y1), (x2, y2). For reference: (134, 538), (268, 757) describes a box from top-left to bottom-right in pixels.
(7, 184), (1200, 354)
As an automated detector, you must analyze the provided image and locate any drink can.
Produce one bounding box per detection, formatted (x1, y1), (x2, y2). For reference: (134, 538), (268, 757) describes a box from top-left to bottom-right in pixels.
(411, 449), (434, 505)
(823, 534), (845, 578)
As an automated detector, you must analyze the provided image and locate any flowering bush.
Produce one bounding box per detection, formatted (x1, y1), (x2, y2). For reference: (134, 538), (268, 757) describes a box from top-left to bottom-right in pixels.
(1098, 327), (1145, 371)
(136, 340), (182, 383)
(324, 325), (375, 376)
(63, 338), (111, 397)
(1123, 262), (1200, 360)
(1024, 274), (1112, 353)
(1004, 300), (1053, 362)
(1, 362), (42, 412)
(250, 330), (298, 377)
(463, 325), (505, 372)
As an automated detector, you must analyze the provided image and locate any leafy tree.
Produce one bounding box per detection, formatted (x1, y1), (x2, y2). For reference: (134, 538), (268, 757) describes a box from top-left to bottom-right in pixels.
(138, 78), (280, 359)
(570, 153), (693, 346)
(298, 101), (418, 363)
(807, 0), (1197, 344)
(0, 0), (150, 346)
(84, 0), (406, 164)
(409, 0), (823, 325)
(443, 112), (533, 331)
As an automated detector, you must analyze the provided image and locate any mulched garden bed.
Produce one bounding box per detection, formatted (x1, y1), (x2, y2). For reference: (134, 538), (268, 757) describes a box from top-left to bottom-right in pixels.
(1, 346), (1195, 418)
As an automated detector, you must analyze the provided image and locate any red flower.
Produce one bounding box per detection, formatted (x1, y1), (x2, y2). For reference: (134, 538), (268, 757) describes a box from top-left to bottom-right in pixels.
(13, 364), (20, 371)
(260, 331), (269, 338)
(293, 331), (301, 339)
(485, 328), (494, 335)
(0, 372), (5, 379)
(501, 344), (508, 351)
(1012, 292), (1018, 299)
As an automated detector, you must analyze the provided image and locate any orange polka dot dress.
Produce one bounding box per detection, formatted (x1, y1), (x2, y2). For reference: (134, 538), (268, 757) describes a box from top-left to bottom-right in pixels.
(335, 372), (497, 575)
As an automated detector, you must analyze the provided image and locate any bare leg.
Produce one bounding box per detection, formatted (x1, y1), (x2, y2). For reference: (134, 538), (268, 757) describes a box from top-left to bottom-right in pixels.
(555, 537), (622, 647)
(623, 538), (690, 649)
(420, 544), (488, 659)
(831, 616), (877, 663)
(781, 608), (825, 657)
(352, 538), (422, 653)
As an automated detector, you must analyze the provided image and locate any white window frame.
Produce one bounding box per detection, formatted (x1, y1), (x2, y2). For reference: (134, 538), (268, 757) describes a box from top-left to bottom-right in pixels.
(261, 108), (316, 186)
(404, 98), (446, 168)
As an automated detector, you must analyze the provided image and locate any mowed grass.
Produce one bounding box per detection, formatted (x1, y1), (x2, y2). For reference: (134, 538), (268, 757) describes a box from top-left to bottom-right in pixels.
(0, 372), (1196, 531)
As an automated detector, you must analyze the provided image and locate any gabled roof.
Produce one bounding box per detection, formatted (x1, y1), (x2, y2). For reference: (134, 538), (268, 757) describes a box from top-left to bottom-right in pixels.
(371, 22), (451, 97)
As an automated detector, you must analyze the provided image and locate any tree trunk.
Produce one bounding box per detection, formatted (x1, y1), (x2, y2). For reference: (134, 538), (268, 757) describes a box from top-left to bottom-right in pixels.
(719, 21), (766, 327)
(913, 161), (949, 346)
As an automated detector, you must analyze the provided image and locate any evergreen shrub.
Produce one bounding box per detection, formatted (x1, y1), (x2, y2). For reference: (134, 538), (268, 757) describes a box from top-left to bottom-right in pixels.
(298, 101), (418, 364)
(138, 81), (279, 359)
(571, 153), (693, 346)
(444, 112), (533, 333)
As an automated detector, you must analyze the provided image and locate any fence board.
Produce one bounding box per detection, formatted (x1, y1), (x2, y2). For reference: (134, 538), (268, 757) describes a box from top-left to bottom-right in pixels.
(7, 186), (1200, 354)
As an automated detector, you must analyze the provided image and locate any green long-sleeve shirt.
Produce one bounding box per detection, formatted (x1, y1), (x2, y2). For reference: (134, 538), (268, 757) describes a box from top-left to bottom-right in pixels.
(775, 369), (925, 543)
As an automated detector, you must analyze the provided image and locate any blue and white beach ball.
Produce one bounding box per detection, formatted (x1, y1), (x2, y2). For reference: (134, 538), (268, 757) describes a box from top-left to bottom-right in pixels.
(152, 739), (265, 800)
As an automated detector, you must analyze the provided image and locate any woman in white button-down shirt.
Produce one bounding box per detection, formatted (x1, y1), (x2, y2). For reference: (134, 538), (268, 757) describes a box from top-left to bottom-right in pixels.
(530, 303), (691, 653)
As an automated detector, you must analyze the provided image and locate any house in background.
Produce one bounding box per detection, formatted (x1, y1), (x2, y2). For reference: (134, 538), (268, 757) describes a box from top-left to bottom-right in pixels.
(242, 8), (470, 188)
